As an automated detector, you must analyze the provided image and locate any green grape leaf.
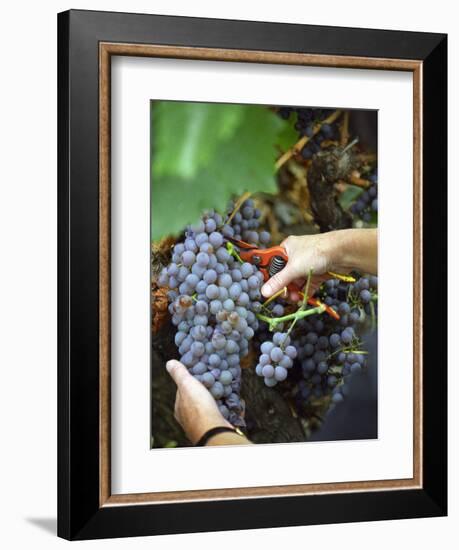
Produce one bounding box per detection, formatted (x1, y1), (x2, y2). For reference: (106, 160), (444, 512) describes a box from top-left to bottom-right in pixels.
(152, 101), (244, 179)
(338, 185), (364, 210)
(275, 113), (298, 151)
(151, 105), (286, 240)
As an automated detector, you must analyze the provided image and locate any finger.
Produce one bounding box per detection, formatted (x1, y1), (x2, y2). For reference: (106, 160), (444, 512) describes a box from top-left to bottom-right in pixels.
(261, 264), (295, 298)
(279, 237), (289, 249)
(166, 360), (192, 388)
(173, 392), (181, 421)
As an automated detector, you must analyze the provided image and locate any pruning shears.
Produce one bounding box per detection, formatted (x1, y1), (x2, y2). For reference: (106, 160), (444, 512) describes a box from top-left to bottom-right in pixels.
(226, 237), (342, 320)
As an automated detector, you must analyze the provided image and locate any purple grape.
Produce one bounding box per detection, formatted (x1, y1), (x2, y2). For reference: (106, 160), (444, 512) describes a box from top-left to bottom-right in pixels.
(209, 232), (223, 248)
(260, 341), (274, 355)
(262, 364), (275, 378)
(196, 252), (210, 267)
(241, 262), (253, 278)
(274, 366), (288, 382)
(205, 284), (219, 300)
(182, 250), (196, 266)
(270, 346), (283, 363)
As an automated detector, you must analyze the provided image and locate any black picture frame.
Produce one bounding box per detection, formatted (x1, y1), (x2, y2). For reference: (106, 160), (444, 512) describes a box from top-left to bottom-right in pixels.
(58, 9), (447, 540)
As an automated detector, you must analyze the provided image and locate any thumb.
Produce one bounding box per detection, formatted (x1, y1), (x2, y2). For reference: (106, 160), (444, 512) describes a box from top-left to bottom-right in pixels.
(166, 360), (191, 388)
(261, 264), (295, 298)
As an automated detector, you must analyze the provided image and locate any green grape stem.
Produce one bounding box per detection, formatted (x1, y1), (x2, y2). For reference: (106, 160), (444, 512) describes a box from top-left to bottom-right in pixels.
(257, 304), (326, 332)
(326, 344), (368, 362)
(257, 268), (323, 333)
(370, 299), (376, 330)
(226, 241), (244, 263)
(283, 268), (314, 342)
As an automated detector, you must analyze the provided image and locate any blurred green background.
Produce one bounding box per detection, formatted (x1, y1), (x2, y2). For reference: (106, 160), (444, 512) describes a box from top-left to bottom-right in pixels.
(150, 101), (296, 241)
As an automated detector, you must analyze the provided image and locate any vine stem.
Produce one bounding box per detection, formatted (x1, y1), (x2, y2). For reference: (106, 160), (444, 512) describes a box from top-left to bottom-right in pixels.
(347, 172), (371, 189)
(283, 269), (313, 341)
(275, 109), (342, 171)
(340, 136), (359, 156)
(340, 110), (350, 146)
(355, 152), (377, 163)
(226, 241), (243, 263)
(370, 300), (376, 331)
(262, 286), (288, 309)
(301, 268), (313, 308)
(226, 191), (252, 225)
(325, 344), (368, 362)
(257, 304), (325, 332)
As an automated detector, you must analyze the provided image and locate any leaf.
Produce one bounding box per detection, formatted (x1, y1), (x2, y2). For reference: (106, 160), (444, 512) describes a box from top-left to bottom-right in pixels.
(338, 185), (364, 210)
(367, 211), (378, 226)
(152, 101), (244, 180)
(275, 113), (298, 151)
(151, 105), (286, 241)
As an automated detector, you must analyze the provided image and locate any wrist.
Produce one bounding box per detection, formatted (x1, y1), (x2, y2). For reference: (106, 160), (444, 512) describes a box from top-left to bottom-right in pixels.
(196, 426), (247, 446)
(206, 431), (249, 446)
(189, 416), (232, 445)
(327, 229), (354, 272)
(327, 228), (377, 275)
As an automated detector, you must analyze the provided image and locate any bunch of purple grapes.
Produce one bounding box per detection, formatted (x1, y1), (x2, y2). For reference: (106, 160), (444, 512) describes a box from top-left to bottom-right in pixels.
(319, 275), (378, 321)
(350, 173), (378, 223)
(251, 274), (377, 412)
(159, 200), (269, 426)
(278, 106), (339, 160)
(293, 275), (377, 407)
(222, 200), (270, 247)
(255, 331), (298, 387)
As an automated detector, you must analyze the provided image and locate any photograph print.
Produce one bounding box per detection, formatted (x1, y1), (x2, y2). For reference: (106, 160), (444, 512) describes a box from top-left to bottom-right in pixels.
(151, 100), (378, 448)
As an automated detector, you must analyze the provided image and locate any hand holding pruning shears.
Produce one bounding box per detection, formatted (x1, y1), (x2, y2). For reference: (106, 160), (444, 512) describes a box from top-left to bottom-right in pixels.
(227, 236), (342, 319)
(227, 228), (377, 317)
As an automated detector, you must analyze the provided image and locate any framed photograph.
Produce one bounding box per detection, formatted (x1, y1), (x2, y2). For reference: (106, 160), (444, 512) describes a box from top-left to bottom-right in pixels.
(58, 9), (447, 540)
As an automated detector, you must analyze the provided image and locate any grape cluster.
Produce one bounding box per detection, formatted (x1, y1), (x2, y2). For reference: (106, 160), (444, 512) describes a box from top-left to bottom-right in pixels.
(295, 319), (361, 405)
(222, 199), (270, 247)
(319, 276), (378, 321)
(350, 173), (378, 223)
(278, 107), (339, 160)
(255, 332), (298, 387)
(293, 276), (377, 407)
(158, 202), (269, 427)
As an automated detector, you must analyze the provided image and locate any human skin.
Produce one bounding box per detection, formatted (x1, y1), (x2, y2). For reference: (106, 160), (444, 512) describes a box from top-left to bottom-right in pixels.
(166, 360), (250, 445)
(261, 228), (377, 300)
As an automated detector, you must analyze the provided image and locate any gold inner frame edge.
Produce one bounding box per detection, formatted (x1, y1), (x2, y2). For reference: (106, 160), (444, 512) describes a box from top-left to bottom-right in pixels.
(99, 42), (423, 507)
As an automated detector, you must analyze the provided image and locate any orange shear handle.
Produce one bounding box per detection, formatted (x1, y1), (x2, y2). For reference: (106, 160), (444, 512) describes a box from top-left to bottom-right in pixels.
(238, 245), (288, 281)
